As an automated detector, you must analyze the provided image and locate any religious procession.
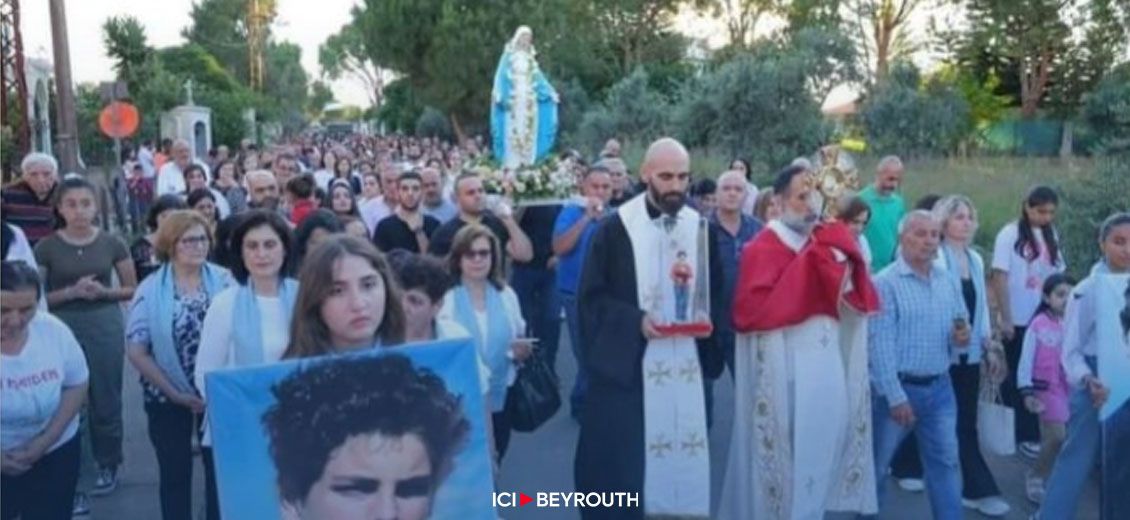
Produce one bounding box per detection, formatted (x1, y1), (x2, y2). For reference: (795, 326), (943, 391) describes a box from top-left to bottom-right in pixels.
(2, 1), (1128, 519)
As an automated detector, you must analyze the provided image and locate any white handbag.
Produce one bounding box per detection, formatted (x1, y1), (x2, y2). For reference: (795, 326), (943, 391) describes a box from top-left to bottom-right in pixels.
(978, 379), (1017, 456)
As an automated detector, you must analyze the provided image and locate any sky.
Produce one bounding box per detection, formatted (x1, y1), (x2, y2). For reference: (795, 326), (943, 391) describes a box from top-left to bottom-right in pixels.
(21, 0), (367, 105)
(20, 0), (954, 110)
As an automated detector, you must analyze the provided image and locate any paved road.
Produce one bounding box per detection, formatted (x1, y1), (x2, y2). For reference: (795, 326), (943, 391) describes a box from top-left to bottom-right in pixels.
(91, 328), (1099, 519)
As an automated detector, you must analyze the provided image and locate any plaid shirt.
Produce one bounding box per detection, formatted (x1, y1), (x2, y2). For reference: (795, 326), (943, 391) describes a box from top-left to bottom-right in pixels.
(870, 256), (969, 406)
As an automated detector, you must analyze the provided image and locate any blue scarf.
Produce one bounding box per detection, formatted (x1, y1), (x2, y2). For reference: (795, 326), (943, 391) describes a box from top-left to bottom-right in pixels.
(147, 262), (229, 394)
(939, 243), (990, 363)
(232, 278), (298, 366)
(452, 284), (512, 411)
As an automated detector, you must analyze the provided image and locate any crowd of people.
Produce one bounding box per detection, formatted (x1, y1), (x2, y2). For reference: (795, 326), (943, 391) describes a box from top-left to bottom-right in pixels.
(1, 131), (1125, 520)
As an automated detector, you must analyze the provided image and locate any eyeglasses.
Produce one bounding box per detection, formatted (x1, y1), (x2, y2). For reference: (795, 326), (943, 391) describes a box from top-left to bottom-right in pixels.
(178, 235), (209, 248)
(463, 249), (491, 260)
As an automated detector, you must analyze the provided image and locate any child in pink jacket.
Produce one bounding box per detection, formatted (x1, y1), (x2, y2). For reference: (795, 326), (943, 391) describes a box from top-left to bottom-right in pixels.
(1016, 273), (1074, 504)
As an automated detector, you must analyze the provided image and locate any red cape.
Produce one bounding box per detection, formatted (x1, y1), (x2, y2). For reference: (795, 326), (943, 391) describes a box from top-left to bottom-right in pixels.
(732, 222), (880, 333)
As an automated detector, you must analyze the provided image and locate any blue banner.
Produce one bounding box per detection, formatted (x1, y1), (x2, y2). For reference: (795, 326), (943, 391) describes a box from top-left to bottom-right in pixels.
(205, 339), (496, 520)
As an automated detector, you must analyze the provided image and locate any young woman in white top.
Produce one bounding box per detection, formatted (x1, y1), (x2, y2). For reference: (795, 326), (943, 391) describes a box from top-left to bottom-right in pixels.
(1, 261), (89, 520)
(438, 224), (532, 461)
(1035, 212), (1129, 520)
(990, 185), (1065, 455)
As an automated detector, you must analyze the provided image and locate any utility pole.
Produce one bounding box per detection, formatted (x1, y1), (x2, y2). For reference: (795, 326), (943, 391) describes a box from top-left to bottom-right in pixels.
(48, 0), (79, 173)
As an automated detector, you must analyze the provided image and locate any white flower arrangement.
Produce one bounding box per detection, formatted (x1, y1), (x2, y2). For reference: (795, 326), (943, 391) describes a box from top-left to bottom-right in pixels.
(469, 156), (580, 205)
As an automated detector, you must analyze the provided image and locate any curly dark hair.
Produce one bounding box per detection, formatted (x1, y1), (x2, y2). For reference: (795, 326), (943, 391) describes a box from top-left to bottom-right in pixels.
(262, 353), (470, 507)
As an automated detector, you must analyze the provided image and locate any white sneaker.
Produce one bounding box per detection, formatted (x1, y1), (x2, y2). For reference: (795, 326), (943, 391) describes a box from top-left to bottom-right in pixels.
(1025, 472), (1046, 504)
(963, 496), (1011, 517)
(896, 478), (925, 492)
(1019, 441), (1041, 459)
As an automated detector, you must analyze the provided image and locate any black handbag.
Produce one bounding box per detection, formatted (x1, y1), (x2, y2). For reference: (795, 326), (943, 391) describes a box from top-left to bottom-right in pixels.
(505, 352), (562, 432)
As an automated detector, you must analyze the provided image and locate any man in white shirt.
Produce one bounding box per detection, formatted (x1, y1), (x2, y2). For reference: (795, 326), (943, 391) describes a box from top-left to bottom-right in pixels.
(156, 139), (209, 196)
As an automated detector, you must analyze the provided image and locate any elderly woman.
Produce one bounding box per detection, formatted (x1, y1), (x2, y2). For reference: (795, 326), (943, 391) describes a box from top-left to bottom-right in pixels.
(126, 210), (230, 520)
(1, 261), (89, 520)
(1, 152), (59, 245)
(34, 177), (136, 497)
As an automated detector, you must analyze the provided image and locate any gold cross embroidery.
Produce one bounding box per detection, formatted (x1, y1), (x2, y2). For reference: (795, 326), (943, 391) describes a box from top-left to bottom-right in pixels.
(682, 432), (706, 457)
(646, 361), (672, 386)
(649, 436), (673, 459)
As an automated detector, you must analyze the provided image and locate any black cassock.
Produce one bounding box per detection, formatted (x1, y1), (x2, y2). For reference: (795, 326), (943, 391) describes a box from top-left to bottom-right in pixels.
(573, 203), (724, 520)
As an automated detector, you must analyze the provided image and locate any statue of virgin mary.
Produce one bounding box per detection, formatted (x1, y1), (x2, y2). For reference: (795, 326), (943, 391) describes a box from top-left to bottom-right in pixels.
(491, 26), (559, 169)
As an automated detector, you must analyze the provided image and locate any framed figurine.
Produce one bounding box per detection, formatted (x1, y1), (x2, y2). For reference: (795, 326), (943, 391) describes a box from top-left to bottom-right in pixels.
(647, 214), (712, 337)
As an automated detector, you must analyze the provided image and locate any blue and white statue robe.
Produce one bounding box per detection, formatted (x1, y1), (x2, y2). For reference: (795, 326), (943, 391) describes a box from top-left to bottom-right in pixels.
(491, 48), (558, 169)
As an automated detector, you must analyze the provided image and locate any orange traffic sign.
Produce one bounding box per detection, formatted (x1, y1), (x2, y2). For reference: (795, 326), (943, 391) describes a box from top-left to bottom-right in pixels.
(99, 101), (140, 139)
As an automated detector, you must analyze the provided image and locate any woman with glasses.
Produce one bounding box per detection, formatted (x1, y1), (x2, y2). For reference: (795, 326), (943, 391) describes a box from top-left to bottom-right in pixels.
(438, 224), (532, 461)
(125, 210), (231, 520)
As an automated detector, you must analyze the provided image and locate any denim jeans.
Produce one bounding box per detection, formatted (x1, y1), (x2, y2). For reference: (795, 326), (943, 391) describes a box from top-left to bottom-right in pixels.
(886, 362), (1001, 499)
(560, 291), (587, 417)
(1037, 382), (1100, 519)
(871, 374), (962, 520)
(510, 265), (561, 373)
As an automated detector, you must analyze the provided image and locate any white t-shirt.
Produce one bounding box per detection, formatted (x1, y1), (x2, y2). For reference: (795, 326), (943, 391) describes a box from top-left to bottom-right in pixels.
(156, 160), (211, 196)
(313, 169), (335, 192)
(992, 221), (1066, 326)
(196, 286), (290, 446)
(1, 312), (89, 453)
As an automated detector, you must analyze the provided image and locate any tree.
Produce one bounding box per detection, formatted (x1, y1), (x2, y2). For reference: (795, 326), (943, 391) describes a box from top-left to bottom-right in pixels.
(786, 0), (843, 30)
(319, 16), (388, 108)
(102, 16), (150, 89)
(672, 50), (829, 173)
(308, 81), (335, 117)
(572, 68), (670, 153)
(861, 61), (970, 156)
(263, 42), (310, 133)
(950, 0), (1072, 118)
(183, 0), (278, 84)
(845, 0), (926, 84)
(703, 0), (782, 49)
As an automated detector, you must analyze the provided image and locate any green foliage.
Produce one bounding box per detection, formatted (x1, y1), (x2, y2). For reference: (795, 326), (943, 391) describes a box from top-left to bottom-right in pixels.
(263, 42), (309, 133)
(158, 44), (244, 94)
(319, 16), (383, 107)
(861, 62), (971, 157)
(674, 51), (829, 175)
(182, 0), (275, 84)
(308, 81), (335, 117)
(556, 78), (593, 140)
(102, 16), (150, 90)
(353, 0), (690, 136)
(930, 65), (1010, 133)
(1080, 63), (1130, 152)
(571, 68), (670, 154)
(75, 85), (114, 168)
(377, 78), (424, 134)
(1059, 153), (1130, 276)
(415, 107), (454, 140)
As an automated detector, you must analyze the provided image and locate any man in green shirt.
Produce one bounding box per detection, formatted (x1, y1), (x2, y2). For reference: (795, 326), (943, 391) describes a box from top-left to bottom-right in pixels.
(859, 155), (906, 272)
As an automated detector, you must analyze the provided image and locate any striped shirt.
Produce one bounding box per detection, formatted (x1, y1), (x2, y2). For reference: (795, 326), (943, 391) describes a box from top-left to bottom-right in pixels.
(870, 256), (969, 406)
(1, 181), (57, 246)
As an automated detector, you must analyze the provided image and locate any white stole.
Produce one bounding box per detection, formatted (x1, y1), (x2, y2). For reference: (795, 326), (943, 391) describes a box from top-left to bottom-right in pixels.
(618, 194), (710, 518)
(719, 223), (877, 519)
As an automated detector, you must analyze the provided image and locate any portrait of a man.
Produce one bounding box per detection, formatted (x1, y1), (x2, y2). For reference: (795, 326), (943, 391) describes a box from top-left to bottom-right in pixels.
(262, 354), (471, 520)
